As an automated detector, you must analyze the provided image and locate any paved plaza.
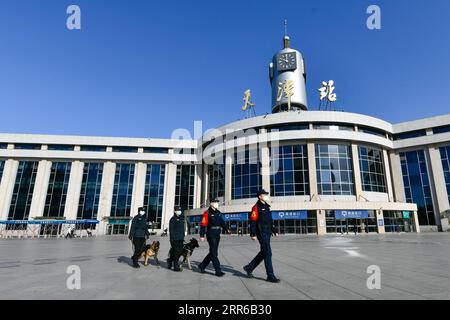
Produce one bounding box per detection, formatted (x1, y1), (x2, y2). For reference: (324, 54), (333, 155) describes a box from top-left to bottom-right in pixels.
(0, 233), (449, 300)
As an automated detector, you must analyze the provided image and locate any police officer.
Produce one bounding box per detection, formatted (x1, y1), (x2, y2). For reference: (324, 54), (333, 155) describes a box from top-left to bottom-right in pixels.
(243, 190), (280, 283)
(128, 206), (150, 268)
(198, 198), (230, 277)
(167, 205), (185, 272)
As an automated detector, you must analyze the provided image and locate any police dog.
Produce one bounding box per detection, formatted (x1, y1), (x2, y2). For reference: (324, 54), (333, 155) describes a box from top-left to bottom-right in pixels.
(139, 240), (160, 266)
(179, 238), (199, 270)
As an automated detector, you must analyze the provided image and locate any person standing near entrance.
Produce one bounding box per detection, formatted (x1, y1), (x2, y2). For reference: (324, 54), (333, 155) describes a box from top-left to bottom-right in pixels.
(243, 189), (280, 283)
(129, 206), (149, 268)
(167, 206), (185, 272)
(198, 198), (230, 277)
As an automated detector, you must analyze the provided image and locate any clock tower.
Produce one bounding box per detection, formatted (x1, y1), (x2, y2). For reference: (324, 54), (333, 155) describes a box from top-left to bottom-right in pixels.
(269, 35), (308, 112)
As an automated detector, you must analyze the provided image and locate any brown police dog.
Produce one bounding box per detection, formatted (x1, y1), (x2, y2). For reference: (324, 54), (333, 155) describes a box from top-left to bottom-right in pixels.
(139, 240), (160, 266)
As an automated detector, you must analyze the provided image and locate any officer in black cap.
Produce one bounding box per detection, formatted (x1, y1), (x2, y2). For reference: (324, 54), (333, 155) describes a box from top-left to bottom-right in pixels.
(129, 206), (150, 268)
(243, 189), (280, 283)
(198, 198), (231, 277)
(167, 205), (185, 272)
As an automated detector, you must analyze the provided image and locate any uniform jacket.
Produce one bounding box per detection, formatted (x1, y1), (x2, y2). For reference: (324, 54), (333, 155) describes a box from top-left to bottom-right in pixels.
(250, 200), (277, 237)
(129, 214), (150, 239)
(199, 207), (228, 237)
(169, 214), (186, 241)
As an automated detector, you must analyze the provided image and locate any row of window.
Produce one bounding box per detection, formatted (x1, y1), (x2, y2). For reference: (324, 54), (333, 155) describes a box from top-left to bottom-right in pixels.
(2, 161), (196, 228)
(0, 143), (171, 153)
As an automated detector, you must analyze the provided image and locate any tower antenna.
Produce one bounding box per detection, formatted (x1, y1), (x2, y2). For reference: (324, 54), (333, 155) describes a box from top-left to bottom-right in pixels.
(284, 19), (288, 37)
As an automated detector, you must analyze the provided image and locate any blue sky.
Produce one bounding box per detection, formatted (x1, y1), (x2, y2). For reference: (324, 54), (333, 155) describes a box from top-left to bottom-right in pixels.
(1, 0), (449, 138)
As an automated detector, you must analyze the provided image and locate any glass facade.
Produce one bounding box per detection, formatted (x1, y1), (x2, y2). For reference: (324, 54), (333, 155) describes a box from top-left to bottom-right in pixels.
(439, 146), (450, 204)
(232, 147), (262, 199)
(175, 165), (195, 210)
(8, 161), (39, 220)
(400, 150), (435, 225)
(144, 164), (165, 228)
(208, 157), (225, 202)
(270, 145), (309, 196)
(316, 144), (355, 195)
(43, 162), (72, 218)
(111, 163), (135, 217)
(77, 163), (104, 220)
(359, 146), (387, 193)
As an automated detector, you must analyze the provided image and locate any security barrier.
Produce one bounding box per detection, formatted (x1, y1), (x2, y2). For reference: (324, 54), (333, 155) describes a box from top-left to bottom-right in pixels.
(0, 220), (99, 239)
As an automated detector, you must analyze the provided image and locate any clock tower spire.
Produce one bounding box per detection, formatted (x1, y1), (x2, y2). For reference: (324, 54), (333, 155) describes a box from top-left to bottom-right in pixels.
(269, 29), (308, 113)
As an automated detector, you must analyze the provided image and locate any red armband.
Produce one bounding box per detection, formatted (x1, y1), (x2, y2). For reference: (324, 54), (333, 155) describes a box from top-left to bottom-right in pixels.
(250, 205), (259, 221)
(200, 211), (209, 227)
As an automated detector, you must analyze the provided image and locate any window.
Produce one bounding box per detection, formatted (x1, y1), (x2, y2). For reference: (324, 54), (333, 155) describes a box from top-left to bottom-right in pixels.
(359, 146), (387, 193)
(111, 163), (135, 217)
(440, 146), (450, 205)
(400, 150), (435, 226)
(43, 162), (72, 218)
(144, 164), (165, 229)
(175, 165), (196, 210)
(313, 123), (354, 131)
(316, 144), (355, 195)
(112, 146), (138, 153)
(208, 157), (225, 201)
(232, 147), (262, 199)
(8, 161), (39, 220)
(77, 163), (104, 220)
(0, 143), (7, 149)
(358, 127), (387, 138)
(14, 143), (41, 150)
(393, 130), (427, 141)
(0, 161), (4, 184)
(48, 145), (74, 151)
(266, 124), (309, 132)
(433, 125), (450, 135)
(270, 145), (309, 196)
(80, 145), (107, 152)
(143, 147), (169, 154)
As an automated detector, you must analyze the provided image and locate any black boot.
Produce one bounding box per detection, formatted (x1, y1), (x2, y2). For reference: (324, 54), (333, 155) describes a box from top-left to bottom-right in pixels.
(173, 261), (182, 272)
(132, 259), (140, 268)
(167, 258), (173, 269)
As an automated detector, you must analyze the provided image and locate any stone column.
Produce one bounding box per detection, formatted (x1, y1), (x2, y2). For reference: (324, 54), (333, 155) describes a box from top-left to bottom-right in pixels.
(29, 160), (52, 219)
(224, 152), (232, 205)
(131, 162), (147, 218)
(427, 146), (449, 231)
(194, 164), (202, 208)
(382, 149), (394, 202)
(202, 164), (210, 207)
(64, 161), (84, 220)
(162, 162), (177, 231)
(260, 141), (271, 193)
(377, 210), (385, 234)
(351, 144), (363, 200)
(307, 143), (318, 199)
(97, 161), (116, 235)
(413, 211), (421, 233)
(316, 210), (327, 235)
(0, 160), (19, 220)
(389, 152), (406, 202)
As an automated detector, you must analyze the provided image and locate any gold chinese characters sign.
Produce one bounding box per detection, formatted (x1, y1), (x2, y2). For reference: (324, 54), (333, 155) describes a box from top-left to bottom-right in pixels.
(277, 79), (295, 111)
(318, 80), (337, 110)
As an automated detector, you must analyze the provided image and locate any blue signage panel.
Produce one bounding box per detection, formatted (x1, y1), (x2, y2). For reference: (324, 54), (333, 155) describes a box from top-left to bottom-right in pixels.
(222, 213), (248, 222)
(335, 210), (370, 219)
(272, 210), (308, 220)
(0, 219), (100, 225)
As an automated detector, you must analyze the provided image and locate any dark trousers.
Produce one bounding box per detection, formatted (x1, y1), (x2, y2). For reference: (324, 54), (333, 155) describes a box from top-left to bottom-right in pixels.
(131, 237), (146, 261)
(247, 232), (275, 278)
(169, 240), (184, 263)
(199, 232), (221, 273)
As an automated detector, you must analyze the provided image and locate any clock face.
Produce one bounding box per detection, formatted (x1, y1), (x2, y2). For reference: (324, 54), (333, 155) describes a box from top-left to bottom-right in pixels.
(277, 52), (297, 71)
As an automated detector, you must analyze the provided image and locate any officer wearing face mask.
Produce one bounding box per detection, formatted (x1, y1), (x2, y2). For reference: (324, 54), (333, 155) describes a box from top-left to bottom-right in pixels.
(167, 206), (185, 272)
(129, 206), (150, 268)
(198, 198), (230, 277)
(243, 190), (280, 283)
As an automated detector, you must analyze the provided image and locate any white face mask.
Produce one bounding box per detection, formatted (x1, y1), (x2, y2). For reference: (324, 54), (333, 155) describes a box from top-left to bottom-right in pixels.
(211, 202), (219, 209)
(139, 211), (145, 216)
(262, 195), (269, 202)
(175, 211), (182, 216)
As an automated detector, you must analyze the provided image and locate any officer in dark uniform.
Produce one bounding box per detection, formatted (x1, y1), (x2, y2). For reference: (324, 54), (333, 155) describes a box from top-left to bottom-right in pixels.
(167, 205), (185, 272)
(198, 198), (231, 277)
(243, 190), (280, 283)
(128, 206), (150, 268)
